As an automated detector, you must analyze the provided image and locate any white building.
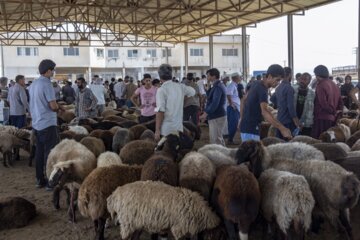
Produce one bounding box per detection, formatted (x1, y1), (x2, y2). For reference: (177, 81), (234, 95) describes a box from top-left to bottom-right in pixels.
(0, 34), (249, 82)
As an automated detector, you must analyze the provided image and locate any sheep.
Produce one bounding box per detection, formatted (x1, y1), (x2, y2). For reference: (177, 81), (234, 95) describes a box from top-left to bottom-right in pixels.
(89, 129), (114, 151)
(80, 136), (106, 158)
(139, 129), (155, 141)
(59, 130), (76, 140)
(346, 130), (360, 147)
(140, 134), (181, 187)
(236, 140), (360, 240)
(266, 142), (325, 162)
(107, 180), (221, 240)
(179, 151), (216, 200)
(351, 139), (360, 151)
(261, 137), (285, 146)
(0, 132), (28, 167)
(0, 197), (37, 230)
(211, 165), (261, 240)
(78, 164), (142, 240)
(103, 115), (126, 122)
(319, 125), (348, 142)
(47, 139), (97, 222)
(118, 120), (138, 128)
(198, 144), (237, 168)
(259, 169), (315, 239)
(312, 143), (348, 160)
(112, 128), (134, 153)
(340, 123), (351, 141)
(109, 126), (122, 135)
(68, 125), (89, 135)
(290, 135), (321, 145)
(97, 151), (122, 167)
(121, 110), (139, 121)
(142, 119), (156, 132)
(101, 109), (120, 118)
(57, 110), (75, 124)
(346, 150), (360, 158)
(119, 140), (157, 165)
(183, 121), (201, 140)
(0, 126), (32, 162)
(90, 121), (122, 130)
(336, 142), (351, 153)
(128, 124), (148, 140)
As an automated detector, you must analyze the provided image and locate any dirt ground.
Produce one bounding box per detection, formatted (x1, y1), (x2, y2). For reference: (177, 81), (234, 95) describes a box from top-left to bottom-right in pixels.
(0, 125), (360, 240)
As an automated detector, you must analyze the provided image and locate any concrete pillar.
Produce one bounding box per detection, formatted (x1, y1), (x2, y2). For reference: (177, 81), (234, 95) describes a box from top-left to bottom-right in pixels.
(88, 67), (91, 84)
(241, 26), (248, 81)
(209, 35), (214, 68)
(1, 42), (4, 77)
(287, 14), (294, 73)
(165, 47), (169, 64)
(185, 42), (188, 74)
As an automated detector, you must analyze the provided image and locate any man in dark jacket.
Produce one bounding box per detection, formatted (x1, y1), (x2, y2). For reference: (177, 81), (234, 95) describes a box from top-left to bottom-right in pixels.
(200, 68), (227, 145)
(312, 65), (343, 138)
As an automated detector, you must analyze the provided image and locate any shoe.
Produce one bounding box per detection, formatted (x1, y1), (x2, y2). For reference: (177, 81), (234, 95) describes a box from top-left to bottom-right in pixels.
(35, 179), (46, 188)
(45, 184), (53, 192)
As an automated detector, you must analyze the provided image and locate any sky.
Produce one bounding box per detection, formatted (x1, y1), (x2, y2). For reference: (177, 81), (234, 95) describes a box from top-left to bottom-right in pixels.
(224, 0), (358, 76)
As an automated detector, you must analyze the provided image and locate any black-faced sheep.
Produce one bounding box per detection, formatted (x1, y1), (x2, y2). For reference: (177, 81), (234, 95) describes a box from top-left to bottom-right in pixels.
(107, 180), (221, 240)
(0, 197), (36, 230)
(97, 151), (122, 167)
(119, 140), (157, 165)
(259, 169), (315, 240)
(198, 144), (237, 169)
(266, 142), (325, 162)
(312, 143), (348, 160)
(261, 136), (285, 146)
(290, 135), (321, 145)
(80, 136), (106, 158)
(128, 124), (147, 140)
(211, 165), (261, 240)
(78, 165), (142, 240)
(46, 139), (97, 222)
(112, 128), (134, 153)
(179, 151), (216, 200)
(236, 140), (360, 240)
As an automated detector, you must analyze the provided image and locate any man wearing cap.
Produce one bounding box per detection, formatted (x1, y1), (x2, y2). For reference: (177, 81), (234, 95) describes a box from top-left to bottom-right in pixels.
(312, 65), (342, 138)
(155, 64), (195, 141)
(240, 64), (292, 141)
(131, 74), (157, 123)
(29, 59), (64, 189)
(226, 72), (241, 144)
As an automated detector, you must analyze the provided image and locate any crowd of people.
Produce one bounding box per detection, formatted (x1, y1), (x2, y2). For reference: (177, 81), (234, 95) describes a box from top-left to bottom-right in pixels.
(1, 58), (357, 188)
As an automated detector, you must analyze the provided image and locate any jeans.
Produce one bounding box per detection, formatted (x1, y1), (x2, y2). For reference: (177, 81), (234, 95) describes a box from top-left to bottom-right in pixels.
(183, 105), (199, 126)
(10, 115), (26, 128)
(34, 126), (59, 183)
(116, 98), (126, 108)
(241, 133), (260, 142)
(126, 99), (134, 108)
(226, 106), (240, 142)
(139, 115), (155, 123)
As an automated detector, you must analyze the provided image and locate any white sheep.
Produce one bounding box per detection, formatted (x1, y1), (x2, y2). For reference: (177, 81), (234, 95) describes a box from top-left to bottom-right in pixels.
(107, 181), (221, 240)
(198, 144), (237, 168)
(68, 125), (89, 135)
(97, 151), (123, 167)
(267, 142), (325, 161)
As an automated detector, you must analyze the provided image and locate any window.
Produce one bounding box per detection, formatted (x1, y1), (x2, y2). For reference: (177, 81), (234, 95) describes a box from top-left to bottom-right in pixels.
(96, 49), (104, 58)
(63, 47), (79, 56)
(222, 49), (238, 56)
(190, 48), (203, 56)
(128, 49), (139, 58)
(146, 49), (156, 58)
(17, 47), (39, 56)
(162, 48), (171, 57)
(108, 49), (119, 58)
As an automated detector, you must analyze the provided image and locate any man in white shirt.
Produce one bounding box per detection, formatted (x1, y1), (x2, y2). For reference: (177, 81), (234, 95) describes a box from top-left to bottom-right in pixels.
(89, 75), (107, 116)
(226, 72), (241, 144)
(155, 64), (195, 141)
(114, 78), (126, 108)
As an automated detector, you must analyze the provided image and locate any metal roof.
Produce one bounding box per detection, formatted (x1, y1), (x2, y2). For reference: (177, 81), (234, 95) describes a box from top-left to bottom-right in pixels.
(0, 0), (340, 46)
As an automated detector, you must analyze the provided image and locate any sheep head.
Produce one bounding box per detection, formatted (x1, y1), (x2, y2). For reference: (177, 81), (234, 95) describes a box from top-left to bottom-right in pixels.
(236, 140), (265, 178)
(339, 174), (360, 209)
(319, 131), (336, 143)
(155, 133), (181, 160)
(48, 162), (71, 187)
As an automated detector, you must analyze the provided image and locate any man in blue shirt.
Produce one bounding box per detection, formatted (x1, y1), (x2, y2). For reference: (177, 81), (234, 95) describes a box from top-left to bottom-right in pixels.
(29, 59), (64, 189)
(240, 64), (292, 142)
(200, 68), (227, 145)
(270, 67), (301, 139)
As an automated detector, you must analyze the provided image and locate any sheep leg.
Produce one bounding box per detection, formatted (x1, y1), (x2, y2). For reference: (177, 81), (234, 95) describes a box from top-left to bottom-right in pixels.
(2, 152), (8, 167)
(338, 209), (353, 240)
(224, 219), (238, 240)
(94, 219), (99, 240)
(68, 189), (76, 223)
(130, 230), (142, 240)
(96, 217), (106, 240)
(13, 148), (20, 161)
(150, 234), (158, 240)
(7, 152), (13, 166)
(53, 185), (62, 210)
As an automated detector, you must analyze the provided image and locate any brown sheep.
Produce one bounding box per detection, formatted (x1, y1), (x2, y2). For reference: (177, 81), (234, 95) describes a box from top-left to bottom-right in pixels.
(120, 140), (157, 165)
(211, 165), (261, 240)
(118, 120), (138, 128)
(104, 115), (126, 122)
(139, 129), (155, 141)
(0, 197), (37, 230)
(101, 109), (121, 118)
(313, 143), (348, 160)
(319, 125), (346, 142)
(129, 124), (147, 140)
(59, 130), (76, 140)
(89, 129), (114, 151)
(57, 110), (75, 123)
(80, 137), (106, 157)
(78, 165), (142, 240)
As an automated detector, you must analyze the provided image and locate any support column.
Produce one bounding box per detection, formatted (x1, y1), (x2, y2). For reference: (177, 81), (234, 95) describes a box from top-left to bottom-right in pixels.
(209, 35), (214, 68)
(287, 14), (294, 73)
(185, 42), (188, 74)
(88, 67), (91, 84)
(165, 47), (169, 64)
(1, 42), (4, 77)
(241, 26), (248, 81)
(358, 2), (360, 81)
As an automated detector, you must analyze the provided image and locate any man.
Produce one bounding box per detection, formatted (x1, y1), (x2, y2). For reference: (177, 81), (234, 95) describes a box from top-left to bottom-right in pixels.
(7, 75), (29, 128)
(29, 59), (64, 188)
(155, 64), (195, 141)
(90, 75), (106, 116)
(234, 74), (245, 100)
(199, 68), (227, 145)
(293, 72), (315, 136)
(240, 64), (292, 142)
(197, 75), (207, 112)
(114, 78), (126, 108)
(312, 65), (342, 138)
(53, 81), (61, 101)
(123, 77), (138, 108)
(270, 67), (301, 139)
(109, 77), (116, 100)
(131, 74), (157, 123)
(183, 73), (200, 126)
(226, 72), (241, 145)
(62, 80), (76, 104)
(75, 77), (98, 119)
(340, 75), (354, 109)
